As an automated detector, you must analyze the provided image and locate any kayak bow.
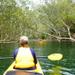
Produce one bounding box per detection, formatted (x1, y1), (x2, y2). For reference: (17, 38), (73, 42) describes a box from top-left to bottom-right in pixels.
(3, 61), (44, 75)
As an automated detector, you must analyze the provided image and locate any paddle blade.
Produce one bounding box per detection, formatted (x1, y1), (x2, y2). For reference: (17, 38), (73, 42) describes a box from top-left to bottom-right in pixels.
(48, 53), (63, 61)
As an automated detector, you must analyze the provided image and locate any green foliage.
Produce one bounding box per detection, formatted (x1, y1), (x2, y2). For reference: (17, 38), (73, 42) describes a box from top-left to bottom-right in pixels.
(0, 0), (38, 41)
(0, 0), (75, 42)
(37, 0), (75, 38)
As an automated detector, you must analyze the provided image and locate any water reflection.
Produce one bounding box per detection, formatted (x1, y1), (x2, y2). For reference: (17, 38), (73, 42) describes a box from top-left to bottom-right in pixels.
(49, 66), (62, 75)
(36, 39), (47, 47)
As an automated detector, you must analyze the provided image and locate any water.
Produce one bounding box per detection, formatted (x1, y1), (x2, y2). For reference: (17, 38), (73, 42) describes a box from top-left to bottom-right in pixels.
(0, 41), (75, 75)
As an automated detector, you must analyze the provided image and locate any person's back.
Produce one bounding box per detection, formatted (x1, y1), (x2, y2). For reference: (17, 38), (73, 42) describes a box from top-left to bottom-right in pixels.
(13, 36), (37, 70)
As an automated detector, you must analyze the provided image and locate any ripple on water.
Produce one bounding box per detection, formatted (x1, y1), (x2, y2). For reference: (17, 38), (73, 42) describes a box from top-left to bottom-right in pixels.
(39, 58), (75, 75)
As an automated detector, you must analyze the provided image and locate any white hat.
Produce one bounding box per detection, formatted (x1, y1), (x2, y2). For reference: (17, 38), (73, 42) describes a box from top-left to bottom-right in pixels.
(20, 36), (28, 43)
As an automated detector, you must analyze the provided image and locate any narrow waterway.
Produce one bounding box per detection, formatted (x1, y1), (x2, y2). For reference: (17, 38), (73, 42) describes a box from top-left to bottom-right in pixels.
(0, 41), (75, 75)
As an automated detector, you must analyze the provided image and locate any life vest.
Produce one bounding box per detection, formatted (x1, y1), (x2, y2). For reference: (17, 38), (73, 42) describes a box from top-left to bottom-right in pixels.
(14, 47), (35, 68)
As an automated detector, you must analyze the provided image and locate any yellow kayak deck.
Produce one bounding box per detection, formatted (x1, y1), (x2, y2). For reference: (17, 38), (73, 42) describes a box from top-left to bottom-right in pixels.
(3, 61), (44, 75)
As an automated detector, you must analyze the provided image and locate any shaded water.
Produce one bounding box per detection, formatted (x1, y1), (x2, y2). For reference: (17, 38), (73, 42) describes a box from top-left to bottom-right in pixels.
(0, 41), (75, 75)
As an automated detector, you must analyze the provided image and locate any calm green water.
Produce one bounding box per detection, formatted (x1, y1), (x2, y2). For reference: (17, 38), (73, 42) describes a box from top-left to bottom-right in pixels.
(0, 41), (75, 75)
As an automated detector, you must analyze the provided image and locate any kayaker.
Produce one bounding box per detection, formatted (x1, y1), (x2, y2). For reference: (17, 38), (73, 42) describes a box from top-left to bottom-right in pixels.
(13, 36), (37, 70)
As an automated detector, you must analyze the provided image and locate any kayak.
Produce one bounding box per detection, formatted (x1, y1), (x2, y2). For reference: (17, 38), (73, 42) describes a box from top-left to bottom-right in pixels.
(3, 61), (44, 75)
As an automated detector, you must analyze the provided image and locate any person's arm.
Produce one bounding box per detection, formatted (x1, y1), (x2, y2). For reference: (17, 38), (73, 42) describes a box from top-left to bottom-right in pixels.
(13, 48), (18, 59)
(30, 48), (37, 64)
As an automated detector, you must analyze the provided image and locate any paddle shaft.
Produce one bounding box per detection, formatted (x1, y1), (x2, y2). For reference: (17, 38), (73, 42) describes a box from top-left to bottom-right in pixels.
(0, 56), (47, 60)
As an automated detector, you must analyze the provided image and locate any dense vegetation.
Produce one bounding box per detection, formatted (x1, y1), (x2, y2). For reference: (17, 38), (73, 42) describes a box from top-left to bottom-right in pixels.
(0, 0), (75, 42)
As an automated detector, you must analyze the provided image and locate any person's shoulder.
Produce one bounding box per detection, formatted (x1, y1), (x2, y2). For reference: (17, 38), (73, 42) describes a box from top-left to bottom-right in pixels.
(15, 48), (18, 51)
(13, 48), (19, 58)
(30, 48), (34, 51)
(30, 48), (36, 54)
(14, 48), (19, 52)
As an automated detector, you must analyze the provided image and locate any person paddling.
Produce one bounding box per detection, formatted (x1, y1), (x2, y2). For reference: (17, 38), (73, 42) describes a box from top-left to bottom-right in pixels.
(13, 36), (37, 70)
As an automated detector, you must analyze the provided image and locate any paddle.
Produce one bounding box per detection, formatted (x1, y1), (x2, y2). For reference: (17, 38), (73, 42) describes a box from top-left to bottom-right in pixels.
(0, 56), (46, 60)
(0, 57), (13, 59)
(0, 53), (63, 61)
(48, 53), (63, 61)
